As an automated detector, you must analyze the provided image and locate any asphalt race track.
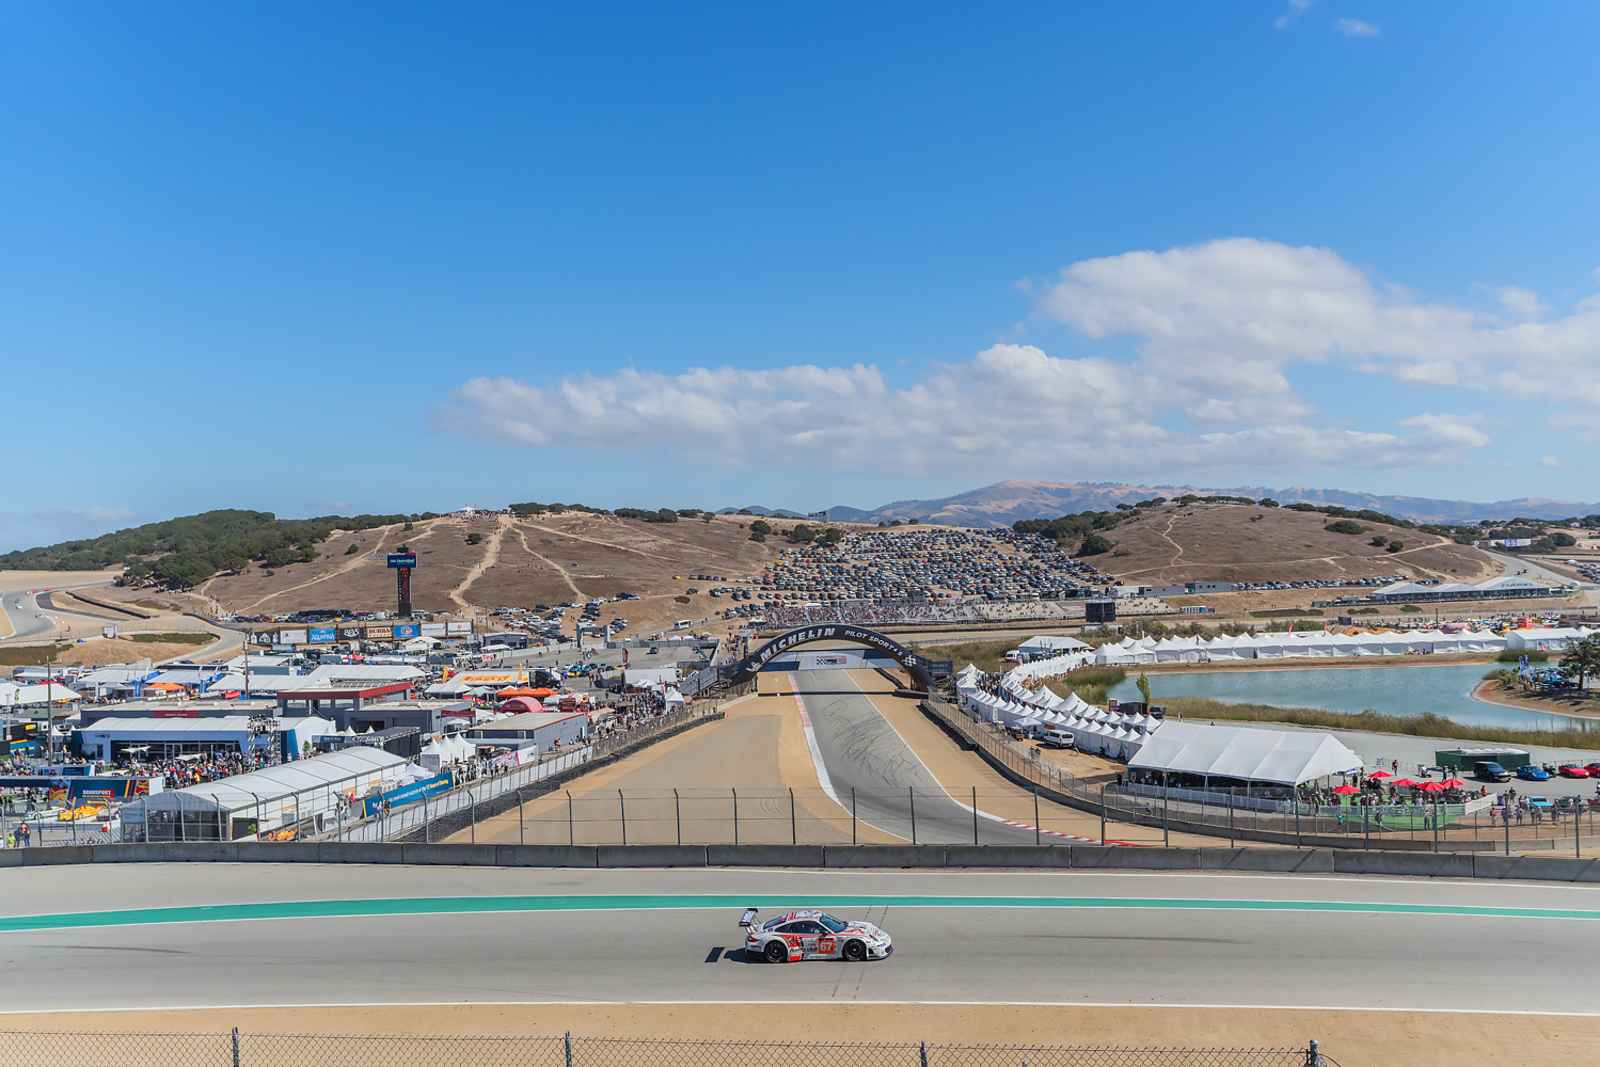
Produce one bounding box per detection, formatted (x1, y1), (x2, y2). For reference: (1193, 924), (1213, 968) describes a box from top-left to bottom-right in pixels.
(800, 668), (1040, 845)
(3, 865), (1600, 1014)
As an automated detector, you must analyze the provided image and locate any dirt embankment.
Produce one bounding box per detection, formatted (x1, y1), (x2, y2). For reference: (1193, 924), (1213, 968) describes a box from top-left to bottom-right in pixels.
(3, 1003), (1591, 1067)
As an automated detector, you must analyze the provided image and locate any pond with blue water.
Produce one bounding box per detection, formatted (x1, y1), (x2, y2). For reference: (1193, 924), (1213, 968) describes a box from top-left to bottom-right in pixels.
(1107, 662), (1597, 732)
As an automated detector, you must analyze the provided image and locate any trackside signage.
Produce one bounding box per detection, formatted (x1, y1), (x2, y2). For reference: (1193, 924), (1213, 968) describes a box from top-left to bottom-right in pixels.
(746, 625), (923, 673)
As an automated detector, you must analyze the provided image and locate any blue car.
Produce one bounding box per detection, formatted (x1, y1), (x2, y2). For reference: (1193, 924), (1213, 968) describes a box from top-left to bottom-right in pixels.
(1517, 765), (1550, 782)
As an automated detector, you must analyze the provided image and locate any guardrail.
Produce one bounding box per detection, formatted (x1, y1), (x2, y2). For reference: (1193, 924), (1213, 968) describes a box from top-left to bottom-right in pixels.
(4, 839), (1600, 884)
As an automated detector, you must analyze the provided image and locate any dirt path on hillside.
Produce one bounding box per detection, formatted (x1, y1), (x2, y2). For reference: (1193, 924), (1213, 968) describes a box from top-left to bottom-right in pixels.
(514, 528), (586, 600)
(531, 518), (709, 568)
(242, 523), (403, 610)
(449, 515), (511, 613)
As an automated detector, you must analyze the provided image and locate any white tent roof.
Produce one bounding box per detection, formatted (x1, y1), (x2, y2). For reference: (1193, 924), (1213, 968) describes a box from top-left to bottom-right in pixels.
(1128, 721), (1361, 786)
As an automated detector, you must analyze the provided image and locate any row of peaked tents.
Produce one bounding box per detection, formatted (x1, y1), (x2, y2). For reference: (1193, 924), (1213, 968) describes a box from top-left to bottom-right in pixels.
(954, 656), (1365, 787)
(955, 661), (1157, 761)
(1092, 628), (1513, 665)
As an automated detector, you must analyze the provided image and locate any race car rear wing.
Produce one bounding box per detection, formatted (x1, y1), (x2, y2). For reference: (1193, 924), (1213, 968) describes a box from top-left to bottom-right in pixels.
(739, 907), (759, 928)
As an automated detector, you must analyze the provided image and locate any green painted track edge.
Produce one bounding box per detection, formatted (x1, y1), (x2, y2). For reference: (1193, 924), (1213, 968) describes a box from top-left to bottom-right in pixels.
(5, 893), (1600, 933)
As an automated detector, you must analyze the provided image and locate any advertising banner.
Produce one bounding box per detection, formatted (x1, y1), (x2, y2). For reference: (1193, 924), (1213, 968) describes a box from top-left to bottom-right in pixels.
(386, 552), (418, 569)
(446, 621), (472, 635)
(278, 628), (309, 646)
(253, 632), (275, 646)
(308, 627), (337, 644)
(364, 624), (391, 640)
(392, 623), (421, 639)
(360, 772), (452, 817)
(421, 622), (447, 637)
(339, 626), (365, 641)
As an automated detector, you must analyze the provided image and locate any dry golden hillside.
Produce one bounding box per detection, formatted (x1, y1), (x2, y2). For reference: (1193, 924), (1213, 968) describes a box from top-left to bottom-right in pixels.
(1098, 503), (1495, 585)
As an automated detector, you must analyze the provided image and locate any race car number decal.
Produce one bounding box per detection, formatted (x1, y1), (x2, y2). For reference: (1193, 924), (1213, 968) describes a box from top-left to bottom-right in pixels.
(818, 937), (835, 954)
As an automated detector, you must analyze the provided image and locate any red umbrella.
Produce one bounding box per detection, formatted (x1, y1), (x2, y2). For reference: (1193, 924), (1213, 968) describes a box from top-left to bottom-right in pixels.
(1389, 778), (1419, 788)
(1440, 777), (1466, 788)
(1368, 770), (1393, 779)
(1332, 784), (1361, 795)
(1414, 781), (1446, 792)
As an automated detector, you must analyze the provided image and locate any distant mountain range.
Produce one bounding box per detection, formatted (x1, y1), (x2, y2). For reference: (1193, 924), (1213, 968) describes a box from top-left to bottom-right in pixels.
(726, 480), (1600, 529)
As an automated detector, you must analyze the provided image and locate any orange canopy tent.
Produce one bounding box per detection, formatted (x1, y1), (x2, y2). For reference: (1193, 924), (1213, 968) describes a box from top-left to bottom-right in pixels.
(145, 681), (187, 692)
(497, 686), (539, 698)
(527, 687), (557, 698)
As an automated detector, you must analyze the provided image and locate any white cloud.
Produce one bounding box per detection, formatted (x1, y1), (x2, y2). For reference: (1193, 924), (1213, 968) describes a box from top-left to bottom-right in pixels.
(1335, 17), (1380, 38)
(1275, 0), (1314, 30)
(441, 342), (1494, 478)
(1398, 413), (1490, 449)
(1037, 237), (1600, 426)
(1540, 455), (1562, 469)
(1496, 286), (1547, 320)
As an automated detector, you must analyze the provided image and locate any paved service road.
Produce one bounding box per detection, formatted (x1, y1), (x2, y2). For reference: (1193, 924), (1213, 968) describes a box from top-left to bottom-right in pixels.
(799, 669), (1039, 846)
(2, 866), (1599, 1013)
(1, 591), (55, 641)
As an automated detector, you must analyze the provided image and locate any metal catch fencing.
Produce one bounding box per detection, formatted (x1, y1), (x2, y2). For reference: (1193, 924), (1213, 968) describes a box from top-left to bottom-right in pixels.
(925, 695), (1600, 855)
(0, 1029), (1337, 1066)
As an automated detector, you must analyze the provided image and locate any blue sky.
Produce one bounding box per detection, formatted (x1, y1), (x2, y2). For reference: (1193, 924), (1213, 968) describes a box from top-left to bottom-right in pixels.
(3, 2), (1599, 550)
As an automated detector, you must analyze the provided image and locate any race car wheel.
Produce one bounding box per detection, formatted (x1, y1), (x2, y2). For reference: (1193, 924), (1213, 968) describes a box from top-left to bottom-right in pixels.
(763, 940), (789, 964)
(842, 940), (866, 962)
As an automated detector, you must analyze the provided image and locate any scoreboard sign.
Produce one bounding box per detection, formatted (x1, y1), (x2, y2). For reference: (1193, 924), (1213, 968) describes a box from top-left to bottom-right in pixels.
(386, 553), (417, 569)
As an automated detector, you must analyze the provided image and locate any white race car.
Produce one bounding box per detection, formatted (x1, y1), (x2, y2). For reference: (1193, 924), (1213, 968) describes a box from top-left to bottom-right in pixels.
(740, 907), (893, 963)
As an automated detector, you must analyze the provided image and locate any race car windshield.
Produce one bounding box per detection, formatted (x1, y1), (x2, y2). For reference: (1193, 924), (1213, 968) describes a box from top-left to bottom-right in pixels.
(818, 915), (847, 934)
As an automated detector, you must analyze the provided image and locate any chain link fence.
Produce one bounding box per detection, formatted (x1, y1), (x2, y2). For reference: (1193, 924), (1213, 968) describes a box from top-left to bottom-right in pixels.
(0, 1030), (1338, 1066)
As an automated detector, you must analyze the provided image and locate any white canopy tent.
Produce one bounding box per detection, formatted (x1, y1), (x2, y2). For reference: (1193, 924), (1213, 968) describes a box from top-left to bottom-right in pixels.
(1129, 721), (1361, 786)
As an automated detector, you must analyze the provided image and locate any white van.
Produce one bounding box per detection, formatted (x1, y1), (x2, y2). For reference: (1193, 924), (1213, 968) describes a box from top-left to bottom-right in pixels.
(673, 619), (693, 631)
(1038, 728), (1075, 750)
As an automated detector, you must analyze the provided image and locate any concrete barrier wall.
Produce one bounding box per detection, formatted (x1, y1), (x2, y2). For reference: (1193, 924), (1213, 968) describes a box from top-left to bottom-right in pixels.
(11, 842), (1600, 883)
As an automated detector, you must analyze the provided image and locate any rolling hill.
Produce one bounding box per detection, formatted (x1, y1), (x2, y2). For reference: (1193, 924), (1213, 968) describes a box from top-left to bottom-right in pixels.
(792, 481), (1600, 528)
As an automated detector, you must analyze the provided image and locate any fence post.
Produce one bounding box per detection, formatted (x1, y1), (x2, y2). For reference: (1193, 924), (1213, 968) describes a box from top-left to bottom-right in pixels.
(231, 1026), (241, 1067)
(567, 791), (575, 846)
(1362, 804), (1369, 850)
(732, 788), (739, 846)
(851, 788), (858, 846)
(1227, 788), (1235, 847)
(619, 790), (627, 845)
(1505, 804), (1511, 856)
(972, 786), (979, 845)
(675, 788), (682, 846)
(1432, 799), (1440, 853)
(519, 791), (526, 846)
(1294, 796), (1302, 849)
(1034, 790), (1041, 847)
(909, 787), (917, 845)
(144, 800), (151, 843)
(790, 788), (798, 845)
(565, 1030), (574, 1067)
(1578, 800), (1582, 859)
(1162, 779), (1170, 848)
(1100, 784), (1106, 846)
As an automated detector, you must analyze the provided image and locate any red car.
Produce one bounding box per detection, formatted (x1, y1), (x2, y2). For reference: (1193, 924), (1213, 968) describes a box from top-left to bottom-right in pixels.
(1584, 762), (1600, 777)
(1558, 764), (1591, 779)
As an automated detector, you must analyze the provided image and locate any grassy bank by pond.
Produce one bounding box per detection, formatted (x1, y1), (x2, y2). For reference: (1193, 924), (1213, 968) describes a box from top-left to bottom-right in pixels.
(1162, 697), (1600, 750)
